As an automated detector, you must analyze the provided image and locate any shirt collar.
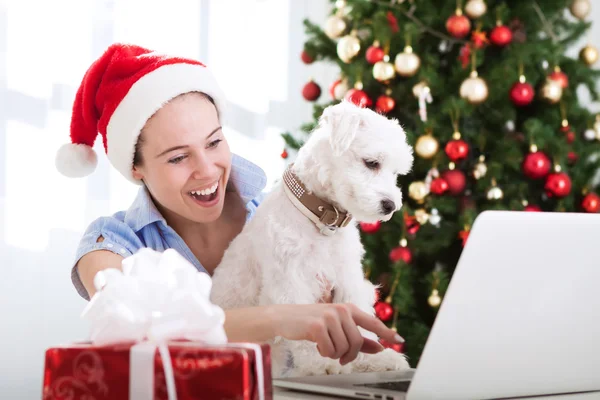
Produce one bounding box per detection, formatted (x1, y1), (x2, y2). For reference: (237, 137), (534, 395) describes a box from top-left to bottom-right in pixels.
(125, 153), (267, 232)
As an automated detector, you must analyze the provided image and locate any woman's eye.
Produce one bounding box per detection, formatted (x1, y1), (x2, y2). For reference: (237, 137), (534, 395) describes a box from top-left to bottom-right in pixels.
(363, 159), (380, 170)
(168, 155), (187, 164)
(208, 139), (222, 149)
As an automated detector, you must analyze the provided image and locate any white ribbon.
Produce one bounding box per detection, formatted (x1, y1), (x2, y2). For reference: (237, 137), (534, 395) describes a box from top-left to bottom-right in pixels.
(81, 248), (228, 400)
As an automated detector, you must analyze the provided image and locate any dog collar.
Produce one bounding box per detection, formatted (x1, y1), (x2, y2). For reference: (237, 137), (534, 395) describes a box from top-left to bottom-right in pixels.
(282, 164), (352, 236)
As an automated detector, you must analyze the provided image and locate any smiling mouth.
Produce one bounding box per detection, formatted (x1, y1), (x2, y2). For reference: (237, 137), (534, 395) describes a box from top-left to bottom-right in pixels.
(188, 181), (219, 203)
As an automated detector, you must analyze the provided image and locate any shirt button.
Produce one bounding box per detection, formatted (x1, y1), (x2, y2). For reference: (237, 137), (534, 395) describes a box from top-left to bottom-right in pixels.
(119, 248), (126, 254)
(107, 243), (113, 248)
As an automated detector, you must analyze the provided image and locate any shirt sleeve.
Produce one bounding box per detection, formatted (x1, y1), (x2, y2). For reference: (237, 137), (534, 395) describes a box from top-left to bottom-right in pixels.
(71, 216), (143, 300)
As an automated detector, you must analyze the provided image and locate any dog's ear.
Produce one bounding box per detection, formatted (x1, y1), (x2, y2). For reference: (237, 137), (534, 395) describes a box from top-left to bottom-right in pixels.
(321, 102), (365, 156)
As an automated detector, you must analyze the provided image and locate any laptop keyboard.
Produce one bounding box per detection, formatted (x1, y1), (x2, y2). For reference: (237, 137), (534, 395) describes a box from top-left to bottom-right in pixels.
(357, 380), (411, 392)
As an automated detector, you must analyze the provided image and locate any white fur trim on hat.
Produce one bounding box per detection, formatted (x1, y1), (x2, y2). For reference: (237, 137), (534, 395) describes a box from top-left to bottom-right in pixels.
(55, 143), (98, 178)
(106, 63), (226, 184)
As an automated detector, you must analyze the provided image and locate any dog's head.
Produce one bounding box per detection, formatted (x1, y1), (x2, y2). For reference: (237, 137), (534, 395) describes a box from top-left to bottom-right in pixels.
(302, 100), (414, 223)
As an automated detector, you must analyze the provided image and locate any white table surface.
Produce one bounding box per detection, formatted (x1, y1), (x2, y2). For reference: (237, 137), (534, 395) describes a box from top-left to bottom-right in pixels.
(273, 386), (600, 400)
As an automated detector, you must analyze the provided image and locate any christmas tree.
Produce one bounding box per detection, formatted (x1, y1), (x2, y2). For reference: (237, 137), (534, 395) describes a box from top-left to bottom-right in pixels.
(284, 0), (600, 365)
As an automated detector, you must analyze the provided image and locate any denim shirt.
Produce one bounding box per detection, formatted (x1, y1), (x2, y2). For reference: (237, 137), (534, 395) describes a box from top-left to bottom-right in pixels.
(71, 154), (268, 300)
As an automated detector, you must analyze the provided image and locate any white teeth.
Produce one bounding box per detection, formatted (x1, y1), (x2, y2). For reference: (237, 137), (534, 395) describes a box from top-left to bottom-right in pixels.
(191, 182), (218, 196)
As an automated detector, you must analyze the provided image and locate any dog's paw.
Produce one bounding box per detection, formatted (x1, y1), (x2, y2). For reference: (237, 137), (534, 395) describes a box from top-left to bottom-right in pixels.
(288, 357), (353, 377)
(350, 348), (410, 373)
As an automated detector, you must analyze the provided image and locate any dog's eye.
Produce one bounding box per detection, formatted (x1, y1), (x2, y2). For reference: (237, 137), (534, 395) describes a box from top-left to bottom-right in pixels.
(363, 159), (380, 170)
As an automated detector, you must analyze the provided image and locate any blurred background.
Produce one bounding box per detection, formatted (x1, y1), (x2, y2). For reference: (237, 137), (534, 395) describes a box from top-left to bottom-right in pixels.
(1, 0), (600, 398)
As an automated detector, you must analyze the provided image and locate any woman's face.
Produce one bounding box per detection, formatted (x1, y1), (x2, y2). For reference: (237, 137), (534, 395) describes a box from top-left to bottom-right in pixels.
(132, 93), (232, 224)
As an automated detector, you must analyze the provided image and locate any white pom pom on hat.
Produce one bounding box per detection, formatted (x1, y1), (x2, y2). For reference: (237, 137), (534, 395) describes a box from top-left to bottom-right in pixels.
(56, 43), (226, 183)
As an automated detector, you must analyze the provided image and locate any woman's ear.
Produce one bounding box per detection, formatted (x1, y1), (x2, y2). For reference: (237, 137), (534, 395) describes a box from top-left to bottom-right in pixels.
(132, 165), (144, 181)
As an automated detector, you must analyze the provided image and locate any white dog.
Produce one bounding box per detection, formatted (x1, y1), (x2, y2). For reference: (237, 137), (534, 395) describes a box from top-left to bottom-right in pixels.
(210, 100), (414, 377)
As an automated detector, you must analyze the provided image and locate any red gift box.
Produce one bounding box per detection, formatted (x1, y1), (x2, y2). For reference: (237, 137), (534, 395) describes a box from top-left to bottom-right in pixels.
(42, 341), (272, 400)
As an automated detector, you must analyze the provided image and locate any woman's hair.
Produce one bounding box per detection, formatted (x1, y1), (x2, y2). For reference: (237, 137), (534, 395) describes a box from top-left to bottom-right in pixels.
(133, 92), (217, 167)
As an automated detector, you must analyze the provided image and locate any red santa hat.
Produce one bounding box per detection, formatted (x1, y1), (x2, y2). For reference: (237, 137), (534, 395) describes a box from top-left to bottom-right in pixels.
(55, 43), (226, 183)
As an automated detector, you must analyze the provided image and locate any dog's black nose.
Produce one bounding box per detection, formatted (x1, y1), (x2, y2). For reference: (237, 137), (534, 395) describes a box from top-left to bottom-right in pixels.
(380, 199), (396, 214)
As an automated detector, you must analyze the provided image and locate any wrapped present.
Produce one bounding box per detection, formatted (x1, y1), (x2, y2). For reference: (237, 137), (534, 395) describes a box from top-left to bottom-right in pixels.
(43, 248), (271, 400)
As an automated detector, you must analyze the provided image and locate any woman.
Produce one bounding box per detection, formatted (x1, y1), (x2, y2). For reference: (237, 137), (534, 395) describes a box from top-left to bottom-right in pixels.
(56, 43), (404, 367)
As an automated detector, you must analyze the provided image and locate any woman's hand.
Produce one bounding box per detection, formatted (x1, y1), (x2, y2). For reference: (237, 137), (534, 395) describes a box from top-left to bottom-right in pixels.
(272, 303), (404, 365)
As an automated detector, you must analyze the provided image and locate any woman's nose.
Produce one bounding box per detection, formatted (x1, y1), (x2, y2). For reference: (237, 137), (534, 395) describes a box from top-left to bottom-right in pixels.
(191, 154), (218, 179)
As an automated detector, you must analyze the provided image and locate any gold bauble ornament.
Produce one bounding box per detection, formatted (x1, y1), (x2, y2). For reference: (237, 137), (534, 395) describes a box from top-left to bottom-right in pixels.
(486, 179), (504, 200)
(414, 209), (430, 225)
(394, 46), (421, 77)
(428, 289), (442, 308)
(570, 0), (591, 20)
(415, 134), (439, 159)
(580, 45), (599, 66)
(324, 14), (348, 39)
(459, 71), (488, 104)
(337, 33), (361, 63)
(473, 155), (488, 179)
(408, 181), (429, 202)
(373, 55), (395, 82)
(465, 0), (487, 19)
(540, 78), (563, 104)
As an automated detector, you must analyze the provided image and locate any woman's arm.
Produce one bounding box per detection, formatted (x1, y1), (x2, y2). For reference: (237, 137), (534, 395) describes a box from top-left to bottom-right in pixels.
(76, 249), (125, 298)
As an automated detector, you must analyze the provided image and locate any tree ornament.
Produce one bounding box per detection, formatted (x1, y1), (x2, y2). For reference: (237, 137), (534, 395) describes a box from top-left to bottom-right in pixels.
(510, 75), (535, 106)
(374, 301), (393, 321)
(375, 93), (395, 114)
(548, 66), (569, 89)
(301, 50), (314, 64)
(524, 204), (542, 212)
(380, 338), (405, 353)
(394, 46), (421, 77)
(459, 226), (470, 247)
(408, 181), (429, 203)
(459, 70), (488, 104)
(442, 168), (467, 196)
(337, 32), (361, 63)
(490, 24), (512, 46)
(329, 79), (349, 100)
(465, 0), (487, 19)
(522, 145), (551, 179)
(430, 178), (449, 195)
(390, 239), (412, 264)
(414, 209), (429, 225)
(568, 151), (578, 164)
(446, 8), (471, 39)
(594, 115), (600, 139)
(428, 289), (442, 308)
(429, 208), (442, 226)
(540, 78), (563, 104)
(486, 178), (504, 201)
(584, 128), (597, 141)
(324, 14), (347, 39)
(445, 132), (470, 161)
(415, 133), (439, 159)
(373, 55), (395, 82)
(359, 221), (381, 233)
(413, 81), (433, 122)
(366, 42), (385, 64)
(582, 193), (600, 213)
(579, 45), (599, 66)
(281, 149), (288, 159)
(570, 0), (591, 20)
(302, 80), (321, 101)
(472, 155), (488, 179)
(345, 83), (371, 108)
(545, 167), (572, 198)
(505, 120), (516, 132)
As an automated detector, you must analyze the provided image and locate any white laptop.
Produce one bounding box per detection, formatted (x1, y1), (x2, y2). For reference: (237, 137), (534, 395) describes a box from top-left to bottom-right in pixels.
(274, 210), (600, 400)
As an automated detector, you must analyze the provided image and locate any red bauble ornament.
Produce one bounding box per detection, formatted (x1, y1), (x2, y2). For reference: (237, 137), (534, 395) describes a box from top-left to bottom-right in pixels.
(360, 221), (381, 234)
(524, 204), (542, 212)
(490, 25), (512, 46)
(375, 95), (395, 114)
(442, 170), (467, 195)
(545, 172), (572, 198)
(374, 301), (394, 322)
(389, 246), (412, 264)
(549, 70), (569, 89)
(281, 149), (288, 159)
(430, 178), (449, 195)
(568, 151), (578, 164)
(510, 81), (535, 106)
(366, 45), (385, 64)
(582, 193), (600, 213)
(345, 88), (371, 108)
(380, 338), (405, 353)
(302, 80), (321, 101)
(445, 139), (469, 161)
(301, 50), (314, 64)
(566, 131), (576, 144)
(446, 12), (471, 39)
(522, 151), (551, 179)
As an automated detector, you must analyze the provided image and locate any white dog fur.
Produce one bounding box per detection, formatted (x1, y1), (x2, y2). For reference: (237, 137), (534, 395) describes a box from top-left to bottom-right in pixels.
(210, 100), (414, 378)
